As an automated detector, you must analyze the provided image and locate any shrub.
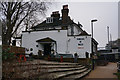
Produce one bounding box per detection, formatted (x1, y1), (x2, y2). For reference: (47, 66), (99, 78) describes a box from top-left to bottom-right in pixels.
(2, 48), (15, 61)
(114, 72), (120, 79)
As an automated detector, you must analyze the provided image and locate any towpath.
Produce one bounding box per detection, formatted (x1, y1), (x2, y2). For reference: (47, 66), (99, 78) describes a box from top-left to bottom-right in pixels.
(83, 62), (118, 80)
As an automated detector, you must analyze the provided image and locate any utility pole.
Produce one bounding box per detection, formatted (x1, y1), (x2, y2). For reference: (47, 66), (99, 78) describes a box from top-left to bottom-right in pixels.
(110, 34), (112, 49)
(91, 19), (97, 70)
(107, 26), (109, 44)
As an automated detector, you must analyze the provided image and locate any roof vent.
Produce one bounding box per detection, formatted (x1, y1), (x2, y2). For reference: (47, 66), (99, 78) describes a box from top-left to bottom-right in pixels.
(46, 17), (53, 23)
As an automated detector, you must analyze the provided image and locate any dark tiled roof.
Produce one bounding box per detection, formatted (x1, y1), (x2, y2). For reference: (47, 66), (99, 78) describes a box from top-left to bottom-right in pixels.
(32, 18), (62, 29)
(31, 17), (73, 29)
(80, 31), (89, 35)
(30, 16), (90, 36)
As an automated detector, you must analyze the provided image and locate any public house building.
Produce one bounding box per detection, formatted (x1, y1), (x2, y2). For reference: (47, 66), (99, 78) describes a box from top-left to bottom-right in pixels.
(22, 5), (98, 58)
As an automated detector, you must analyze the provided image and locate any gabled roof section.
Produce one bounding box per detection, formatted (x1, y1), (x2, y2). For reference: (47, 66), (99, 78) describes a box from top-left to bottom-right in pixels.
(80, 31), (89, 35)
(92, 38), (98, 45)
(72, 22), (90, 36)
(36, 37), (56, 42)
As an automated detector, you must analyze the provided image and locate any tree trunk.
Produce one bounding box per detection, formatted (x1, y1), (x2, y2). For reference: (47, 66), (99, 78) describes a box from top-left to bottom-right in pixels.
(2, 31), (12, 45)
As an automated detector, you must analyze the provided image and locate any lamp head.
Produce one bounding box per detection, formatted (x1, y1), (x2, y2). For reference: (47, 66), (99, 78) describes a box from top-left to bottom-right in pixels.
(91, 19), (97, 22)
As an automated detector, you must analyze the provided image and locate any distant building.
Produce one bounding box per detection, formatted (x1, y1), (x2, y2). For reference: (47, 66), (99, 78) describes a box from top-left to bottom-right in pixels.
(106, 39), (120, 50)
(98, 39), (120, 61)
(22, 5), (98, 58)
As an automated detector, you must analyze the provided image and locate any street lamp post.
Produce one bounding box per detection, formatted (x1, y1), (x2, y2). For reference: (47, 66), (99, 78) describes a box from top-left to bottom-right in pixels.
(91, 19), (97, 70)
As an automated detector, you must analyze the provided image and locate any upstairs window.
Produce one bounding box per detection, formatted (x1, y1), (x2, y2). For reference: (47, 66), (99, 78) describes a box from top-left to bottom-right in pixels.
(46, 17), (53, 23)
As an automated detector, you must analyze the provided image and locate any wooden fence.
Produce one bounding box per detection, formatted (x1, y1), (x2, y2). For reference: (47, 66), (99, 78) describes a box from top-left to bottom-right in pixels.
(2, 45), (25, 54)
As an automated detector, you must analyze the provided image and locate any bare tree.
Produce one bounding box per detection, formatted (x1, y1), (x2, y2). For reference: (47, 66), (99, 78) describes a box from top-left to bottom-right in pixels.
(0, 2), (49, 45)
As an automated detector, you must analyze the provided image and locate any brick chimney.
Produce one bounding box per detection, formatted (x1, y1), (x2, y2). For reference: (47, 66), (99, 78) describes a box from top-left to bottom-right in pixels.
(51, 11), (60, 18)
(61, 5), (69, 26)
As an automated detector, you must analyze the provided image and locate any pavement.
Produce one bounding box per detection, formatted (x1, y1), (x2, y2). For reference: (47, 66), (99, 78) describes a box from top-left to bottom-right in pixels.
(84, 62), (118, 79)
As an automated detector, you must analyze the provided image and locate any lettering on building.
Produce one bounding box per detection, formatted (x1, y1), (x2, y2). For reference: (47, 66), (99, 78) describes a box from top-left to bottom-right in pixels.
(77, 38), (84, 49)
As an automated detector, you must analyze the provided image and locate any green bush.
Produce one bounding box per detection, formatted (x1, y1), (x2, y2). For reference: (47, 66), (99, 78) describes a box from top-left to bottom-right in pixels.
(117, 72), (120, 79)
(2, 48), (15, 61)
(114, 72), (120, 79)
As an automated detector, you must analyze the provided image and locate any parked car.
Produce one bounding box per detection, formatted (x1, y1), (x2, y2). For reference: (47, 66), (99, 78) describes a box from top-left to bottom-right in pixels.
(117, 61), (120, 72)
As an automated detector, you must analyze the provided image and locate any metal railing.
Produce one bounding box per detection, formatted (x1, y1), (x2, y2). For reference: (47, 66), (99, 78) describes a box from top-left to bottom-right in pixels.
(117, 61), (120, 72)
(2, 45), (25, 54)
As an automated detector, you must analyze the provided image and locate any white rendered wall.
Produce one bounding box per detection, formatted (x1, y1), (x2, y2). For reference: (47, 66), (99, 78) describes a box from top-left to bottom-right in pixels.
(22, 30), (68, 55)
(22, 30), (92, 58)
(68, 36), (91, 58)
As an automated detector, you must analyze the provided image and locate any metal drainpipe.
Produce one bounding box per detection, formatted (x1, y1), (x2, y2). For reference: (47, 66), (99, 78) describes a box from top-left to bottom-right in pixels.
(55, 42), (58, 55)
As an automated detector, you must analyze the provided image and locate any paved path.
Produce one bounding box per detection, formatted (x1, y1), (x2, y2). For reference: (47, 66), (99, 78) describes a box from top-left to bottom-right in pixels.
(84, 62), (118, 79)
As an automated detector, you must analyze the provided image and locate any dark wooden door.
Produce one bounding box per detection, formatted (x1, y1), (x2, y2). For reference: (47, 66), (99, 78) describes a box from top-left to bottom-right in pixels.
(44, 43), (51, 56)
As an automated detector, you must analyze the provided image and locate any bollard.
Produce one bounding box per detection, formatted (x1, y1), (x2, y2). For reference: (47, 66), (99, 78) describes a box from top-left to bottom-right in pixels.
(18, 55), (21, 63)
(48, 55), (50, 61)
(23, 55), (26, 62)
(60, 56), (63, 62)
(18, 55), (26, 62)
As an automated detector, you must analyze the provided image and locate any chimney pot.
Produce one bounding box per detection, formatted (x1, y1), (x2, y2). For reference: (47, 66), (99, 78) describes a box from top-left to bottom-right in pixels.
(63, 5), (68, 9)
(61, 5), (69, 27)
(51, 11), (60, 18)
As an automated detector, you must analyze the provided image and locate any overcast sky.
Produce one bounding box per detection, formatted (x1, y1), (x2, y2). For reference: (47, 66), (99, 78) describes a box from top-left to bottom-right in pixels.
(1, 0), (118, 47)
(45, 1), (118, 47)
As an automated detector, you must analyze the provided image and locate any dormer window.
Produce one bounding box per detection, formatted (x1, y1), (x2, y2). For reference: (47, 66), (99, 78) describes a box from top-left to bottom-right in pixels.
(46, 17), (53, 23)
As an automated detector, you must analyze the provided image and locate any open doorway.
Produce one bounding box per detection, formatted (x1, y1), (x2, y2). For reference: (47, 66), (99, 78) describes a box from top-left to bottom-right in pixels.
(43, 43), (51, 56)
(36, 37), (56, 56)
